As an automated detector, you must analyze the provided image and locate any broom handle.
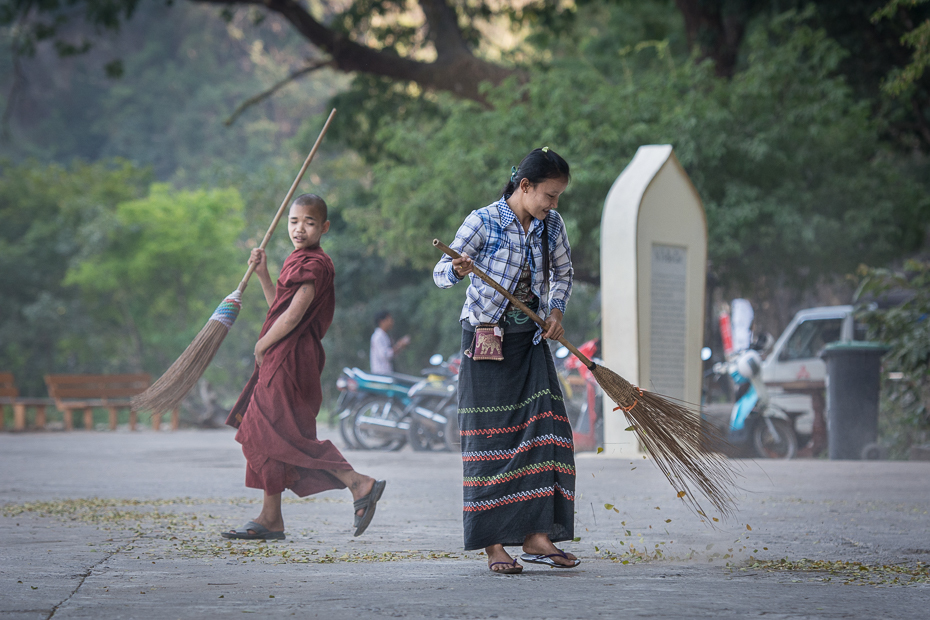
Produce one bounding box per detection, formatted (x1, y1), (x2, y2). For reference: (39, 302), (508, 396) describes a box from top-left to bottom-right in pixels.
(432, 239), (596, 369)
(237, 108), (337, 293)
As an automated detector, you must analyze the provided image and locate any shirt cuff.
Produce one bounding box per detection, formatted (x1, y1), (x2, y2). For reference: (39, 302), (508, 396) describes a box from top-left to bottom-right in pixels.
(550, 298), (567, 314)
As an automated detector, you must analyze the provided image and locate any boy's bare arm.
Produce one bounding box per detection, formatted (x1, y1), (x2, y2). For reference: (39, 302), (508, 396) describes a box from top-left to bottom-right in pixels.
(254, 282), (316, 365)
(249, 248), (276, 308)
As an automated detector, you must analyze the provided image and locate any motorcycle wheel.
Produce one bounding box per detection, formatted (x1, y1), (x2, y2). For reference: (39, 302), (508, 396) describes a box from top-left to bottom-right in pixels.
(408, 418), (441, 452)
(338, 405), (360, 449)
(753, 418), (797, 459)
(388, 422), (408, 452)
(442, 404), (460, 452)
(353, 399), (407, 451)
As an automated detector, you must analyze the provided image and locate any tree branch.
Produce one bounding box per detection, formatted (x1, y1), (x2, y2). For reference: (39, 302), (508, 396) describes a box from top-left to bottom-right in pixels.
(224, 59), (332, 126)
(194, 0), (516, 102)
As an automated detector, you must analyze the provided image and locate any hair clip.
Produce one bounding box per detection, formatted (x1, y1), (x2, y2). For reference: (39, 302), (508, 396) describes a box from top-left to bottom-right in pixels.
(542, 146), (549, 153)
(510, 166), (517, 182)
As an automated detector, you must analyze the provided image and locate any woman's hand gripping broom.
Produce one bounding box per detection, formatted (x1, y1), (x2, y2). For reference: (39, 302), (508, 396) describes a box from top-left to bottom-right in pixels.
(433, 239), (740, 519)
(131, 109), (338, 415)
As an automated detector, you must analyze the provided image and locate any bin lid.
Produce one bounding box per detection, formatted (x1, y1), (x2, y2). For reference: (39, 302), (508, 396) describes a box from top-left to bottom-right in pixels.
(820, 340), (889, 358)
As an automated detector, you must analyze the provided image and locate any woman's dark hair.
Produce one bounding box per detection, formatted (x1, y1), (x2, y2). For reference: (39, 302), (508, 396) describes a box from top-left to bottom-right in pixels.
(501, 147), (571, 200)
(501, 147), (570, 283)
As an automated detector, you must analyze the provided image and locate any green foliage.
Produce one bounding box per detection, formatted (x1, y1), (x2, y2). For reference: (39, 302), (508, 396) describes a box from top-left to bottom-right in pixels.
(0, 159), (151, 395)
(0, 0), (139, 56)
(855, 260), (930, 457)
(0, 4), (345, 178)
(333, 9), (930, 302)
(64, 183), (245, 371)
(872, 0), (930, 96)
(328, 75), (447, 166)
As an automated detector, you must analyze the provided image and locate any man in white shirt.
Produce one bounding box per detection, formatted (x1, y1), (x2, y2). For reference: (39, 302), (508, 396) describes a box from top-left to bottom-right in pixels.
(370, 311), (410, 375)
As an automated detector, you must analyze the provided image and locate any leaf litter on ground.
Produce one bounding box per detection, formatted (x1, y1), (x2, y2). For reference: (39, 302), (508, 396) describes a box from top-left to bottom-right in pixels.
(2, 497), (463, 565)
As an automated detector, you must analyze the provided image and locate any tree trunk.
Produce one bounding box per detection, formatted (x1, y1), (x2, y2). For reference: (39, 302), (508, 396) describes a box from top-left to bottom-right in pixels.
(674, 0), (751, 78)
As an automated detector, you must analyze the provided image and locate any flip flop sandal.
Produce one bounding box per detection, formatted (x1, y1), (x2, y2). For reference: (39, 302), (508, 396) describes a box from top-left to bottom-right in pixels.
(488, 559), (523, 575)
(353, 479), (386, 537)
(221, 521), (285, 540)
(520, 551), (581, 568)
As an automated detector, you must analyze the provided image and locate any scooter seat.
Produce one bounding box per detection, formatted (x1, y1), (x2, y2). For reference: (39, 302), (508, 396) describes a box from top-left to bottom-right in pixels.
(351, 368), (398, 385)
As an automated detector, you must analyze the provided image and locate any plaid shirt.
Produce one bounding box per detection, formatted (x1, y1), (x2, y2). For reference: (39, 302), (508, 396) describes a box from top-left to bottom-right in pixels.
(433, 198), (573, 344)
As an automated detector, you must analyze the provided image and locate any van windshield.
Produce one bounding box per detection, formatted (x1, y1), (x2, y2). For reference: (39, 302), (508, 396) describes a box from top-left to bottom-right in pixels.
(779, 318), (843, 361)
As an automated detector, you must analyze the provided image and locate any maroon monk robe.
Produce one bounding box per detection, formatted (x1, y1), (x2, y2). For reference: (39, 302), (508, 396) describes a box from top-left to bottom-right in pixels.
(226, 246), (352, 497)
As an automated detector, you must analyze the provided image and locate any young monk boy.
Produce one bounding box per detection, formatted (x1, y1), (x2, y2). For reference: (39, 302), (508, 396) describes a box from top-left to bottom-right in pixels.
(223, 193), (385, 540)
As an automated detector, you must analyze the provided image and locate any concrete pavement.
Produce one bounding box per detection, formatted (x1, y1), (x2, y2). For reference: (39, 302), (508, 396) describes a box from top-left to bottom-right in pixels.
(1, 428), (928, 619)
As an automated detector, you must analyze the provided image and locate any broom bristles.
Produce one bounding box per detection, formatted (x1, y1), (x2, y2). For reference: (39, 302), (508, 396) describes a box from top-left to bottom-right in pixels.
(131, 320), (230, 414)
(132, 289), (242, 415)
(591, 364), (740, 519)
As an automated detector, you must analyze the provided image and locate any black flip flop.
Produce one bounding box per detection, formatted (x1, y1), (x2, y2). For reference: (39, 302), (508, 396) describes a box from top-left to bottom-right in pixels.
(353, 479), (386, 536)
(221, 521), (285, 540)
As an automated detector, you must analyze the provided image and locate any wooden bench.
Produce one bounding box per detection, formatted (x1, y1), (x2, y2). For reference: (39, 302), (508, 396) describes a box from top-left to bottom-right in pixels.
(44, 373), (178, 431)
(0, 372), (56, 431)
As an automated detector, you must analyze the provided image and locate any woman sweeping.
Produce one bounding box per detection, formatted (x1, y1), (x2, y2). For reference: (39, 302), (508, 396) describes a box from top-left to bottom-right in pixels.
(433, 147), (580, 574)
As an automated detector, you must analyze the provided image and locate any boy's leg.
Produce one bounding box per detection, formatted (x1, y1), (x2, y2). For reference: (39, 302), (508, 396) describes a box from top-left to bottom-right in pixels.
(325, 468), (375, 516)
(255, 491), (285, 531)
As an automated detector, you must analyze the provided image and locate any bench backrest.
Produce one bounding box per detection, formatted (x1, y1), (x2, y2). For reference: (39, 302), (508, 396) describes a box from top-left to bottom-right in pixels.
(44, 374), (151, 401)
(0, 372), (19, 398)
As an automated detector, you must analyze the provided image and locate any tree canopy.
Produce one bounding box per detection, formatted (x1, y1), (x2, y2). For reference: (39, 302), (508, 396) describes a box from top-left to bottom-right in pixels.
(3, 0), (929, 149)
(1, 0), (529, 103)
(336, 11), (929, 299)
(1, 0), (928, 421)
(0, 160), (152, 394)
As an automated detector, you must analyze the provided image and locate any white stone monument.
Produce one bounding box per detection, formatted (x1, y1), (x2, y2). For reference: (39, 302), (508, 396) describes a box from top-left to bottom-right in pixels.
(600, 145), (707, 457)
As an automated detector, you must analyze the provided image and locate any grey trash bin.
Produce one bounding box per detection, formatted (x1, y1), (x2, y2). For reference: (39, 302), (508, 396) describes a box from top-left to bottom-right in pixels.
(820, 342), (888, 460)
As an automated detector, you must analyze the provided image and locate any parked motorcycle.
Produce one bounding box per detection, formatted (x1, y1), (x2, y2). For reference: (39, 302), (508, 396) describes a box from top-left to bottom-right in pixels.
(335, 354), (461, 452)
(405, 354), (461, 452)
(705, 349), (800, 459)
(348, 368), (419, 451)
(334, 367), (363, 449)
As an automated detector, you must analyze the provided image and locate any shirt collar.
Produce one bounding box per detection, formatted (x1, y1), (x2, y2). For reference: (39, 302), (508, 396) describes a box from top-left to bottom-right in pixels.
(496, 198), (544, 237)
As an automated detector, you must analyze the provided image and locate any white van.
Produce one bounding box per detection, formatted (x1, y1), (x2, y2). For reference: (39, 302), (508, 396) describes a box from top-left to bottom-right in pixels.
(761, 305), (866, 433)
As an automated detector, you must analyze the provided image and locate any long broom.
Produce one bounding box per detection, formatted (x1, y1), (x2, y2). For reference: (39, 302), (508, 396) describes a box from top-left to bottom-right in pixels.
(132, 109), (338, 414)
(433, 238), (740, 519)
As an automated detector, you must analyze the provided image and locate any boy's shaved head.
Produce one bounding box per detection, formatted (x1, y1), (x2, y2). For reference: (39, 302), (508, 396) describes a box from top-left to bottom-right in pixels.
(292, 193), (328, 221)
